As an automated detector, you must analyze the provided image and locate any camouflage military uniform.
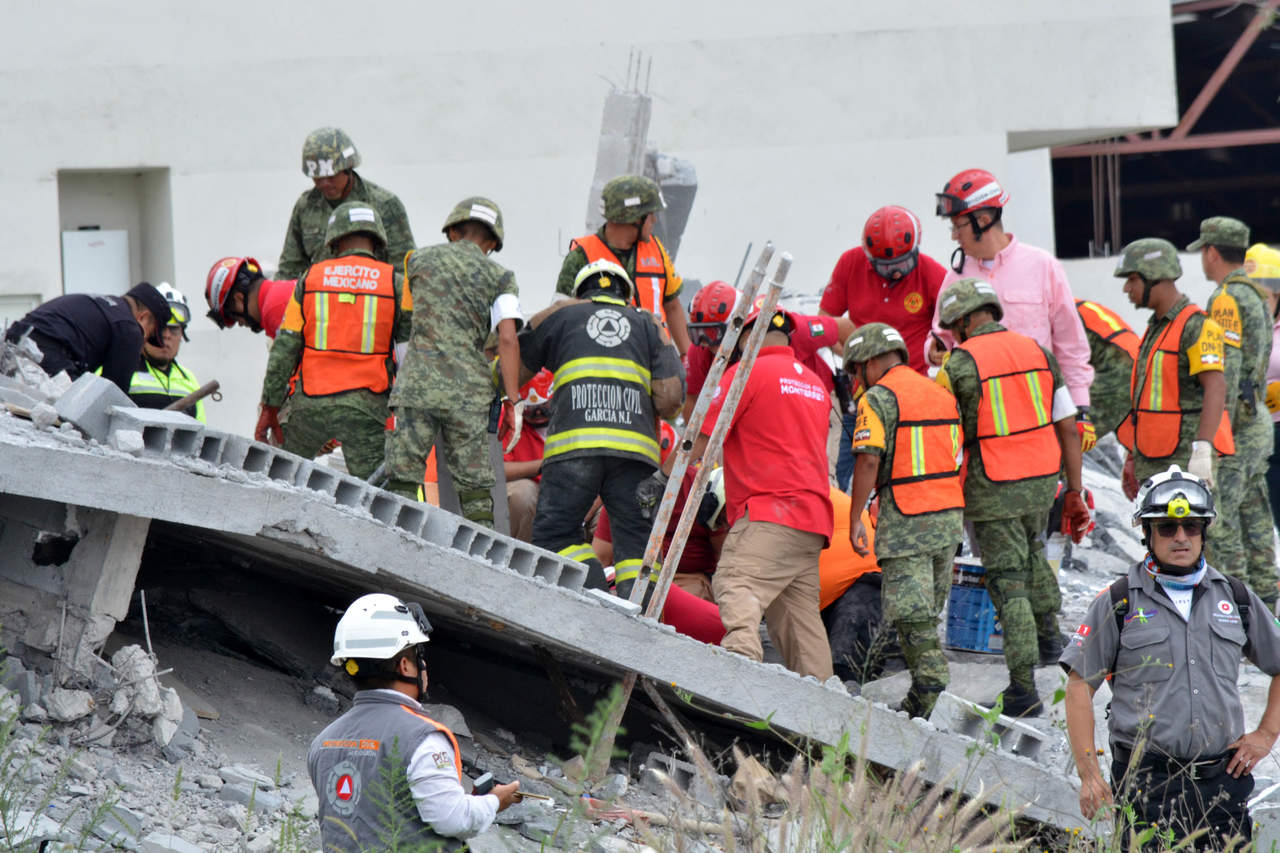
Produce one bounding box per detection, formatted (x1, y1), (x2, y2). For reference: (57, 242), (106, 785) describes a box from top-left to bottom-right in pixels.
(852, 378), (963, 708)
(260, 244), (410, 481)
(278, 172), (415, 279)
(1204, 266), (1277, 601)
(938, 321), (1065, 690)
(385, 241), (518, 523)
(555, 227), (683, 303)
(1079, 316), (1134, 439)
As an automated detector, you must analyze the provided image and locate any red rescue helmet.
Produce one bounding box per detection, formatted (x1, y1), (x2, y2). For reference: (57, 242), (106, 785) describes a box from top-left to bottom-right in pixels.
(520, 368), (554, 428)
(743, 294), (794, 336)
(658, 420), (678, 465)
(863, 206), (921, 282)
(688, 280), (740, 347)
(205, 256), (263, 328)
(935, 168), (1009, 218)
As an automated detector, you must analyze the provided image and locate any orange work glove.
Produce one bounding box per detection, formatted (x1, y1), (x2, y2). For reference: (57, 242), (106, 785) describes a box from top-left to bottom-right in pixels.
(1077, 408), (1097, 453)
(255, 405), (283, 445)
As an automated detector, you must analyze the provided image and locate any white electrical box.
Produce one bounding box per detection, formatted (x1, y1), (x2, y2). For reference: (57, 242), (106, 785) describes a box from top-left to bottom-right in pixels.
(61, 230), (129, 295)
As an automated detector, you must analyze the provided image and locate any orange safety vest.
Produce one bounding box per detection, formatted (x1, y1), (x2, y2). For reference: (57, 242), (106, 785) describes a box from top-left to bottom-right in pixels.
(1116, 302), (1234, 459)
(877, 364), (965, 515)
(958, 329), (1061, 482)
(299, 257), (396, 396)
(1075, 299), (1139, 360)
(572, 233), (669, 324)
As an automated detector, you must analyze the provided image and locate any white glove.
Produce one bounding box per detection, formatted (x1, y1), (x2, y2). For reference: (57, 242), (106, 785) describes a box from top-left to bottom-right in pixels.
(503, 400), (526, 453)
(1188, 440), (1215, 488)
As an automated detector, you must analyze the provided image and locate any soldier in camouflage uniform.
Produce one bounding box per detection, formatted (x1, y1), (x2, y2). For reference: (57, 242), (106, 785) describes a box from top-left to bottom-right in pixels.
(556, 175), (692, 356)
(1113, 239), (1230, 488)
(277, 128), (415, 280)
(257, 202), (411, 481)
(1074, 299), (1138, 440)
(1190, 217), (1278, 605)
(844, 323), (963, 718)
(936, 280), (1090, 717)
(384, 198), (525, 526)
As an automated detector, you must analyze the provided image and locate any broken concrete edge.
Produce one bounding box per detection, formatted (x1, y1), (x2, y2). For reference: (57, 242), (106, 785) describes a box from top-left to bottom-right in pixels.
(0, 421), (1088, 832)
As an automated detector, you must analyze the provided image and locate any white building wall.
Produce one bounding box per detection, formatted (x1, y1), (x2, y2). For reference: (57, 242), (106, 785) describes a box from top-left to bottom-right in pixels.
(2, 0), (1177, 433)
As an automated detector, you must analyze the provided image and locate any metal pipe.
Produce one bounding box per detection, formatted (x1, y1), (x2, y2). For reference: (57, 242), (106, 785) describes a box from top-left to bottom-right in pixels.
(643, 258), (790, 622)
(1052, 127), (1280, 158)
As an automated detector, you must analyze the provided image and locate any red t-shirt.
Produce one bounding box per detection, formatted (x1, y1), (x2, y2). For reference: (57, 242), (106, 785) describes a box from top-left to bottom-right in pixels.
(259, 278), (296, 339)
(685, 313), (840, 398)
(594, 465), (717, 574)
(819, 248), (946, 374)
(702, 346), (833, 541)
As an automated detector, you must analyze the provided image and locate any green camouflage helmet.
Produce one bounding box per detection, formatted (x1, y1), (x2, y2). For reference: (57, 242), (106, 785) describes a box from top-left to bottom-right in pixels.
(1113, 238), (1182, 282)
(302, 127), (360, 178)
(441, 196), (505, 252)
(841, 323), (909, 370)
(601, 175), (665, 224)
(937, 278), (1002, 327)
(325, 201), (387, 253)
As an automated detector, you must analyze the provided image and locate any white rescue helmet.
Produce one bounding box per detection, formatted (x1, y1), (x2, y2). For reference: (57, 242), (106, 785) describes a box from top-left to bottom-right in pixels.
(573, 259), (635, 303)
(1132, 465), (1216, 528)
(330, 593), (432, 669)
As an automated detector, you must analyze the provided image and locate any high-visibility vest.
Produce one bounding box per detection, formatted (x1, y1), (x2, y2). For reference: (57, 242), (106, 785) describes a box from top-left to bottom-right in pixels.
(876, 364), (964, 515)
(299, 257), (396, 396)
(958, 329), (1061, 482)
(1117, 302), (1235, 459)
(1075, 299), (1139, 360)
(126, 359), (206, 422)
(572, 233), (669, 325)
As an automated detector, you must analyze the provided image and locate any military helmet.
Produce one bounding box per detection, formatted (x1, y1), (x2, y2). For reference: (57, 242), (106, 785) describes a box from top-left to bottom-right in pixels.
(1132, 465), (1216, 528)
(325, 201), (387, 252)
(441, 196), (505, 252)
(1113, 238), (1182, 282)
(937, 278), (1002, 327)
(301, 127), (360, 178)
(842, 323), (909, 371)
(574, 259), (635, 303)
(601, 175), (665, 224)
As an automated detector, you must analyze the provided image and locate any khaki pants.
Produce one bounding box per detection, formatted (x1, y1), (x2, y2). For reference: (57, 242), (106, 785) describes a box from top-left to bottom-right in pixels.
(506, 478), (539, 543)
(673, 572), (715, 603)
(713, 516), (833, 679)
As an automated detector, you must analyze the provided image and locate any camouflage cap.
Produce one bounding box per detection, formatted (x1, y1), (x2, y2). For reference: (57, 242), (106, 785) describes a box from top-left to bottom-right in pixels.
(441, 196), (505, 251)
(325, 201), (387, 253)
(937, 278), (1002, 327)
(302, 127), (360, 178)
(841, 323), (909, 370)
(601, 175), (665, 224)
(1114, 237), (1181, 282)
(1186, 216), (1250, 251)
(1245, 243), (1280, 291)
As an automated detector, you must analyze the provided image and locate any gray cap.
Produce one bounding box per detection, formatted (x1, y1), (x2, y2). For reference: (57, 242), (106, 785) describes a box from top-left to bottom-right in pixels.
(1186, 216), (1250, 251)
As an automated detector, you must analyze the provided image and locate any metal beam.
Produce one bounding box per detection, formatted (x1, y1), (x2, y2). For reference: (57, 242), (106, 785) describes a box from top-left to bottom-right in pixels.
(1051, 127), (1280, 158)
(1170, 0), (1280, 139)
(1172, 0), (1249, 13)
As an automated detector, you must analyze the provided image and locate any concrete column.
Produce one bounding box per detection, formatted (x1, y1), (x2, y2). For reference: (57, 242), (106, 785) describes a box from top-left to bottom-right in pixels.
(585, 90), (652, 233)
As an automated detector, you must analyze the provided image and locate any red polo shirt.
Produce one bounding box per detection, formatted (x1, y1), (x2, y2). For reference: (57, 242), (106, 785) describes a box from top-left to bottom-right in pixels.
(702, 345), (833, 542)
(819, 247), (946, 374)
(685, 313), (840, 399)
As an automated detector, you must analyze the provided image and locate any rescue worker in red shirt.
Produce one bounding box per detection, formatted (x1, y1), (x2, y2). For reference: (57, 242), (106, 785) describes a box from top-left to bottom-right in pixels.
(671, 306), (835, 679)
(205, 256), (296, 339)
(819, 206), (947, 491)
(256, 202), (411, 480)
(555, 175), (691, 356)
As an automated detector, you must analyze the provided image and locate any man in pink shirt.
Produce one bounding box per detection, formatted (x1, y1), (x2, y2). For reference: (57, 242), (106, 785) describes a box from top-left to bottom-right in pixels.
(928, 169), (1096, 445)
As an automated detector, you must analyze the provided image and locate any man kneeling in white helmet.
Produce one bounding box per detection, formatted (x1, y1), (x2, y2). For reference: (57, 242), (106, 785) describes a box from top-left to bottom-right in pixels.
(1061, 466), (1280, 849)
(308, 594), (519, 850)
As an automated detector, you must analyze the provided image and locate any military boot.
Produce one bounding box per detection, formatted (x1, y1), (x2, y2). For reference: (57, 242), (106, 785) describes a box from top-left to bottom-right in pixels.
(1036, 612), (1068, 665)
(900, 686), (942, 720)
(998, 681), (1044, 718)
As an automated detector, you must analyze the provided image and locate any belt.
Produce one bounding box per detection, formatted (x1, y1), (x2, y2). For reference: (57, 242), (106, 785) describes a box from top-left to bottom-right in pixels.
(1113, 743), (1233, 780)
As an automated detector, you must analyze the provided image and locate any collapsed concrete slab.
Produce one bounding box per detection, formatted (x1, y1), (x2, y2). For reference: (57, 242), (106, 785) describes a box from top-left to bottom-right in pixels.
(0, 414), (1086, 831)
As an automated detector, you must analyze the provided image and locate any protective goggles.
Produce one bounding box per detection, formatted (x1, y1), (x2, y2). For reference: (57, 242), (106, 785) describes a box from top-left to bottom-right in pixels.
(405, 601), (434, 637)
(870, 251), (919, 282)
(935, 192), (970, 217)
(687, 321), (728, 347)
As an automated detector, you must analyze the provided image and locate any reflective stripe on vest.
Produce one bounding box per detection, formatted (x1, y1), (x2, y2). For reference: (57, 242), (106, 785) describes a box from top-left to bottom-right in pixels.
(1075, 299), (1139, 360)
(572, 234), (668, 324)
(878, 365), (964, 515)
(553, 356), (652, 393)
(127, 361), (206, 422)
(300, 257), (396, 396)
(959, 330), (1061, 482)
(1118, 302), (1235, 459)
(399, 706), (462, 782)
(543, 426), (661, 465)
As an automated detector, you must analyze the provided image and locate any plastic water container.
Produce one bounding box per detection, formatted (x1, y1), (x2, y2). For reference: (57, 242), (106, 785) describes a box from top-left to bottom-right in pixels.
(946, 557), (1003, 654)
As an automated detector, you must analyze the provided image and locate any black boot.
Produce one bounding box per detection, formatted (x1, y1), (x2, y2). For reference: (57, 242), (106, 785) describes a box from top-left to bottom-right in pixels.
(900, 687), (942, 720)
(999, 682), (1044, 718)
(1038, 631), (1067, 665)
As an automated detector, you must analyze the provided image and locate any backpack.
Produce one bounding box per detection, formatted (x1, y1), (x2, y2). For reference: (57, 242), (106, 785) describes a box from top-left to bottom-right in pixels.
(1107, 573), (1252, 675)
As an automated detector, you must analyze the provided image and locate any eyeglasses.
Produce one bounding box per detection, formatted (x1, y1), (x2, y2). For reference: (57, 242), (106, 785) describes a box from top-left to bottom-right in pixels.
(1153, 519), (1205, 538)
